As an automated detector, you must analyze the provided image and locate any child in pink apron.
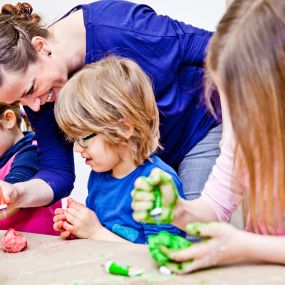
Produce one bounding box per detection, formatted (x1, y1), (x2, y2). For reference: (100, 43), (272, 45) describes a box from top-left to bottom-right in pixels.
(0, 103), (60, 235)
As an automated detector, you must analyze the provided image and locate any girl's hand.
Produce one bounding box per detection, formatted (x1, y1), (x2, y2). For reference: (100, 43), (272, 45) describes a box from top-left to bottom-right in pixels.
(60, 197), (102, 239)
(161, 222), (245, 274)
(131, 168), (179, 224)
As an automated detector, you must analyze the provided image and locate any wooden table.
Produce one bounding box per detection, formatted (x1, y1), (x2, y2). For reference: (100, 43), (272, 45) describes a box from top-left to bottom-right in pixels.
(0, 231), (284, 285)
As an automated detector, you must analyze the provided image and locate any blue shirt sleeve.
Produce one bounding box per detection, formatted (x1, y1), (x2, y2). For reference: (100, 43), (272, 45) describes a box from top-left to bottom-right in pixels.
(24, 103), (75, 203)
(4, 145), (39, 184)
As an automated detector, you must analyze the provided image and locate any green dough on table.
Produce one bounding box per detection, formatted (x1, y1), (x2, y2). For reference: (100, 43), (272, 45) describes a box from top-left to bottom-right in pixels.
(148, 231), (192, 266)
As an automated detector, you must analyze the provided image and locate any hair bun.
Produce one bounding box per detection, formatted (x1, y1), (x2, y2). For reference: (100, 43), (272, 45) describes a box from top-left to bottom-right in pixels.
(1, 2), (41, 24)
(16, 2), (33, 18)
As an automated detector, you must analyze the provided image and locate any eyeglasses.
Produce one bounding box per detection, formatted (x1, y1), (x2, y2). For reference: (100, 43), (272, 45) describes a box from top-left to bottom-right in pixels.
(74, 133), (97, 148)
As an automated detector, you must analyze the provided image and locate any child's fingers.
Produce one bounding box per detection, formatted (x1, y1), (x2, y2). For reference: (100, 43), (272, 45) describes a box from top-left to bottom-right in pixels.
(67, 197), (85, 210)
(54, 208), (65, 215)
(160, 184), (178, 207)
(53, 220), (64, 231)
(131, 201), (153, 211)
(164, 261), (194, 275)
(134, 177), (152, 191)
(60, 230), (71, 240)
(132, 210), (148, 222)
(132, 189), (155, 201)
(161, 242), (208, 263)
(64, 210), (78, 226)
(62, 220), (75, 232)
(53, 213), (66, 223)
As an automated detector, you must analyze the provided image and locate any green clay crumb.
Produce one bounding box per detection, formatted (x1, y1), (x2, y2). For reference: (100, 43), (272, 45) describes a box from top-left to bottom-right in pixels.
(70, 280), (82, 285)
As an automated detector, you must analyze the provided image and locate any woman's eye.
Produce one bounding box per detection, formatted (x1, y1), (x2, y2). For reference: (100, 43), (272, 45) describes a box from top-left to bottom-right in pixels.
(26, 84), (34, 95)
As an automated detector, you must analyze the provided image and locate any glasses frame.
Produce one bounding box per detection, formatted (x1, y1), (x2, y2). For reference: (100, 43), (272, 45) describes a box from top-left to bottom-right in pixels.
(74, 133), (97, 148)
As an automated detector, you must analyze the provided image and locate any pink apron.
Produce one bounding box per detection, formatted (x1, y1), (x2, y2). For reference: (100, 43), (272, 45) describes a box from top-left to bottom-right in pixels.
(0, 155), (60, 235)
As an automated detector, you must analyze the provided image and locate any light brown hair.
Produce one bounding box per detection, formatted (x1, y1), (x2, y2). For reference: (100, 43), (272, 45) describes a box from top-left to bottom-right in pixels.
(205, 0), (285, 233)
(55, 56), (160, 166)
(0, 2), (48, 86)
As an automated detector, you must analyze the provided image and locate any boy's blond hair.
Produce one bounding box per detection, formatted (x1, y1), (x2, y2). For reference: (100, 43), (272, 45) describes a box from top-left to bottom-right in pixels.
(55, 56), (160, 166)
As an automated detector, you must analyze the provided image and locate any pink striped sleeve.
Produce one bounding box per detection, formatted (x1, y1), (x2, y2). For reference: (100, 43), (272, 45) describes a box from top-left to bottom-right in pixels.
(201, 127), (244, 222)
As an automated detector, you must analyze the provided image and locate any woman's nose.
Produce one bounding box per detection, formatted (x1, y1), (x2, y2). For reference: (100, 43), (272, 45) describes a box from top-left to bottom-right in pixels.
(21, 96), (41, 112)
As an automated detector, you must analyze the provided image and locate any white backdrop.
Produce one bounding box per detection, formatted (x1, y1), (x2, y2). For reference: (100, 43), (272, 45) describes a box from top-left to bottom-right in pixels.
(0, 0), (227, 205)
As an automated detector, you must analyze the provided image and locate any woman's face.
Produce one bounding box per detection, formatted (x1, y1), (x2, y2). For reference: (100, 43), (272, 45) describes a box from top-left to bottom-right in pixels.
(0, 51), (68, 112)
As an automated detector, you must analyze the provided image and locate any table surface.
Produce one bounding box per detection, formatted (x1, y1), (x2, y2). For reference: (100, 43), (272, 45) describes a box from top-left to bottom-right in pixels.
(0, 231), (285, 285)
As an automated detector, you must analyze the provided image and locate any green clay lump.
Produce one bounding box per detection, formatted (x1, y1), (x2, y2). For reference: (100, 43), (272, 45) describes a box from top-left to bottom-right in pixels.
(148, 231), (192, 266)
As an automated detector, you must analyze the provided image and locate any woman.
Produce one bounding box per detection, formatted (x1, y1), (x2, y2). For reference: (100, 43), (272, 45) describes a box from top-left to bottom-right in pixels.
(0, 1), (221, 210)
(132, 0), (285, 273)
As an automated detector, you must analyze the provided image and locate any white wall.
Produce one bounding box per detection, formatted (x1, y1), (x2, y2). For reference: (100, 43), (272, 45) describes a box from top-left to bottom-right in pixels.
(0, 0), (227, 205)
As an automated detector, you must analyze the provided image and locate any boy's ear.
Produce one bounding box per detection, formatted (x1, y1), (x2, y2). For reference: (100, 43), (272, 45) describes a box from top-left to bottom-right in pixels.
(119, 119), (134, 139)
(2, 110), (17, 129)
(31, 36), (51, 56)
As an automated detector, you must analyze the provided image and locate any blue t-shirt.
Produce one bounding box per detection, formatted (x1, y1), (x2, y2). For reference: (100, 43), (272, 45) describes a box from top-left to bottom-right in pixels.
(86, 155), (185, 244)
(25, 0), (220, 203)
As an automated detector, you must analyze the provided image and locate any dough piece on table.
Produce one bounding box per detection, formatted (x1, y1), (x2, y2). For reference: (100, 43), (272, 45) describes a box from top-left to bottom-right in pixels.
(1, 228), (27, 253)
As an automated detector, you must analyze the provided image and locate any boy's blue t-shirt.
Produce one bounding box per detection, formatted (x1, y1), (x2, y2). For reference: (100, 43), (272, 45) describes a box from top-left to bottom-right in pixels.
(86, 155), (186, 244)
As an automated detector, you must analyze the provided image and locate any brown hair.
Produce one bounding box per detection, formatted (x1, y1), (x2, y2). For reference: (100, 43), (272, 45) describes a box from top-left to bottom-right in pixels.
(55, 55), (160, 166)
(0, 102), (30, 129)
(205, 0), (285, 233)
(0, 2), (48, 86)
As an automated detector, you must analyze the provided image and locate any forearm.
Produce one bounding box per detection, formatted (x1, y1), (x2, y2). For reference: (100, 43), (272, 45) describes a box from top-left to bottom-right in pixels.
(90, 226), (130, 243)
(241, 231), (285, 264)
(172, 197), (218, 231)
(14, 179), (54, 207)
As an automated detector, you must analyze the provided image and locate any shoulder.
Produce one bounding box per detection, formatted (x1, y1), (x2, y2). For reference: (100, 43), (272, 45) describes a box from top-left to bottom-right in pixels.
(82, 0), (199, 37)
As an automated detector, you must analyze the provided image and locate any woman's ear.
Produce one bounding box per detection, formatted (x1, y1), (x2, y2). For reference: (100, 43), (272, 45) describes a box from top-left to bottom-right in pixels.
(31, 36), (51, 56)
(2, 110), (17, 129)
(119, 119), (134, 139)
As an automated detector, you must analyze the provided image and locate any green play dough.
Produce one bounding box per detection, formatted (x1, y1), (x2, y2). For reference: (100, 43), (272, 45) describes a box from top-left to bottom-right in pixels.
(186, 222), (207, 236)
(148, 231), (192, 266)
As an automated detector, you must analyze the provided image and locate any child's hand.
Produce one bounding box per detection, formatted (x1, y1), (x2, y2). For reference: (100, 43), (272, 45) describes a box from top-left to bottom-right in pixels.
(131, 168), (179, 224)
(53, 208), (73, 239)
(160, 222), (245, 274)
(61, 197), (102, 239)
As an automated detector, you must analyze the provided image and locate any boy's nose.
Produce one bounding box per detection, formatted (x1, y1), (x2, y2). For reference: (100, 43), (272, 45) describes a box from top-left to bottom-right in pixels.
(74, 142), (84, 153)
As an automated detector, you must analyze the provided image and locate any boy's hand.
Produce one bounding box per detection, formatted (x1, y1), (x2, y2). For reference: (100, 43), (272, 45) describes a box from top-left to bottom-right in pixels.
(60, 197), (102, 239)
(131, 168), (179, 224)
(53, 208), (73, 239)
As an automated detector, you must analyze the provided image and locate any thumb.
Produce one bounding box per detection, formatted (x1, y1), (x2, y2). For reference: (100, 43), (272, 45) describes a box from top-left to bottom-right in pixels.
(186, 222), (222, 238)
(67, 197), (84, 209)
